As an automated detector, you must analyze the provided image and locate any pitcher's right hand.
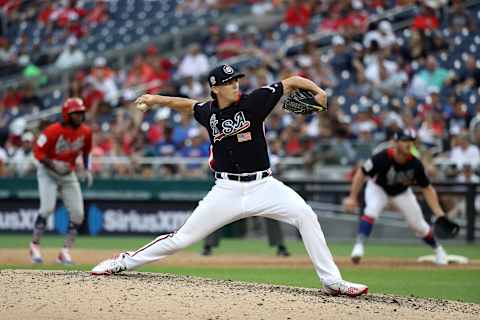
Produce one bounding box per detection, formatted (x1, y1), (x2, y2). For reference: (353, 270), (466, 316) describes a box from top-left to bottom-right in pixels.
(135, 94), (156, 113)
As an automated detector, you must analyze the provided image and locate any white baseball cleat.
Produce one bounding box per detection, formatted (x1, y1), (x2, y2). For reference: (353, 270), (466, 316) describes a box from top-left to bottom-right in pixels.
(91, 253), (129, 275)
(434, 245), (448, 265)
(325, 280), (368, 297)
(29, 242), (43, 264)
(351, 242), (364, 264)
(57, 248), (74, 265)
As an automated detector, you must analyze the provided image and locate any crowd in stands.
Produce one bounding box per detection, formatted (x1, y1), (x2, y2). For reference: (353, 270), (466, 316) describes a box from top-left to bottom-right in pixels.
(1, 0), (480, 183)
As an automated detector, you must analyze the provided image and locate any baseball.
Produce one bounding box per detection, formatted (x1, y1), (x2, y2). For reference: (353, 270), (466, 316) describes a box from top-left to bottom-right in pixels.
(136, 102), (149, 112)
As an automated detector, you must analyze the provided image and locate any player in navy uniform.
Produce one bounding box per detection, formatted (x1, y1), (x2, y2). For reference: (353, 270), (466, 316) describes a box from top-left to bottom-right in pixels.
(343, 129), (449, 265)
(92, 64), (368, 297)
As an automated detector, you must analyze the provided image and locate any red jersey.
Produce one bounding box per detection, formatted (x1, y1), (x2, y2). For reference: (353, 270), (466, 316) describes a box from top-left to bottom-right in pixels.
(34, 122), (92, 170)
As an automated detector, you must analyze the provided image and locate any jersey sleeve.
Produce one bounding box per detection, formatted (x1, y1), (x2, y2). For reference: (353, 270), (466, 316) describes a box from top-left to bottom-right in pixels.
(361, 152), (384, 177)
(415, 160), (431, 187)
(246, 82), (284, 120)
(33, 125), (57, 161)
(193, 101), (211, 127)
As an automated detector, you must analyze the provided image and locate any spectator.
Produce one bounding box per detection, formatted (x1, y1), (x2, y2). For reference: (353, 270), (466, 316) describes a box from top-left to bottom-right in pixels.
(9, 131), (35, 176)
(446, 99), (472, 135)
(0, 36), (18, 75)
(448, 0), (476, 34)
(418, 112), (443, 148)
(342, 0), (368, 40)
(449, 131), (480, 170)
(2, 87), (22, 109)
(19, 83), (44, 112)
(177, 43), (210, 79)
(146, 109), (169, 146)
(86, 1), (108, 25)
(87, 57), (120, 106)
(284, 0), (312, 29)
(417, 87), (451, 120)
(408, 55), (451, 99)
(364, 49), (404, 98)
(412, 3), (439, 31)
(172, 112), (196, 148)
(456, 54), (480, 90)
(203, 23), (222, 57)
(377, 20), (397, 48)
(124, 56), (153, 89)
(355, 124), (376, 161)
(329, 35), (355, 75)
(351, 107), (377, 137)
(179, 127), (209, 177)
(217, 23), (244, 59)
(54, 37), (85, 70)
(179, 76), (204, 100)
(153, 125), (179, 176)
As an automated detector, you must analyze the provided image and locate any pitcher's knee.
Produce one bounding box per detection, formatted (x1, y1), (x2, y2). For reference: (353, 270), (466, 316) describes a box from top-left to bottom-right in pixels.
(296, 205), (318, 226)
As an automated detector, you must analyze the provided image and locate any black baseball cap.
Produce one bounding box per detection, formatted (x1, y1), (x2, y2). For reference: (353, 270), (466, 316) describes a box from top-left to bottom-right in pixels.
(208, 64), (245, 87)
(394, 128), (417, 141)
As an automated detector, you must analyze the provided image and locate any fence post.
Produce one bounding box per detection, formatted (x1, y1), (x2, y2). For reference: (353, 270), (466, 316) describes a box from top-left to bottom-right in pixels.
(465, 183), (476, 243)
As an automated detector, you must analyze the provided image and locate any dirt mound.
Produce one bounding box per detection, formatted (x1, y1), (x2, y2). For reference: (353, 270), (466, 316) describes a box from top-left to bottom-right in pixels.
(1, 270), (478, 320)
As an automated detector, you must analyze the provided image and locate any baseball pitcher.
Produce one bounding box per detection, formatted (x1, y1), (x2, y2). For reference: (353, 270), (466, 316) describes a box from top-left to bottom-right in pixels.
(91, 64), (368, 297)
(30, 97), (93, 264)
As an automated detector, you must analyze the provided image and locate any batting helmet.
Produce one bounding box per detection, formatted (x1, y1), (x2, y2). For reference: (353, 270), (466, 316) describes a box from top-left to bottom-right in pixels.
(62, 98), (86, 122)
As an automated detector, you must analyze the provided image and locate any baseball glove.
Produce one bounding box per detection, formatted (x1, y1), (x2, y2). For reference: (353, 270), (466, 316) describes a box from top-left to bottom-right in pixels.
(433, 216), (460, 239)
(282, 89), (327, 115)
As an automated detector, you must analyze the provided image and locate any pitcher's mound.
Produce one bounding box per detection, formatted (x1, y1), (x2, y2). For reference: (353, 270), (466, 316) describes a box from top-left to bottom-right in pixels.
(1, 270), (478, 320)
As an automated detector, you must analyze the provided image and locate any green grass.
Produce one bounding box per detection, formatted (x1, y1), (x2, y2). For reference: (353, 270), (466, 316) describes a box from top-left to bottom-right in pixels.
(2, 234), (480, 259)
(1, 234), (479, 303)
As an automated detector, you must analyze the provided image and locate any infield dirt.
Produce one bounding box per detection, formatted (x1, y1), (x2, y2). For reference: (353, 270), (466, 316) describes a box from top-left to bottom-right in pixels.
(1, 269), (479, 320)
(1, 249), (479, 319)
(1, 248), (480, 269)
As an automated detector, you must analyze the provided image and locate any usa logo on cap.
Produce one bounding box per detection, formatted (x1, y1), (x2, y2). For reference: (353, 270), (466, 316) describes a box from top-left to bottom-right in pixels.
(223, 65), (234, 74)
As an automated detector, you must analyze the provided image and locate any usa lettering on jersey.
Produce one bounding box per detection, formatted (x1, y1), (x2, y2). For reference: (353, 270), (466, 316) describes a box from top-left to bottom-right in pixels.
(210, 111), (251, 142)
(386, 167), (416, 186)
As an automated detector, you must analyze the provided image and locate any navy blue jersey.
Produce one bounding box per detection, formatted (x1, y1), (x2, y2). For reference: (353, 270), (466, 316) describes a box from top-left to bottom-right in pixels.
(193, 82), (283, 173)
(361, 148), (431, 196)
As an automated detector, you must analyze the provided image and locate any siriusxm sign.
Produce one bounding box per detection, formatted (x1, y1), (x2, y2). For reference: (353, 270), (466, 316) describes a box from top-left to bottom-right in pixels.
(88, 204), (191, 235)
(0, 208), (54, 231)
(0, 200), (195, 235)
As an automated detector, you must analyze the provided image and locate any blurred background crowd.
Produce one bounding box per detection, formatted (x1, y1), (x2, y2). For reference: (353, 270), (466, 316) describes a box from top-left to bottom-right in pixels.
(0, 0), (480, 185)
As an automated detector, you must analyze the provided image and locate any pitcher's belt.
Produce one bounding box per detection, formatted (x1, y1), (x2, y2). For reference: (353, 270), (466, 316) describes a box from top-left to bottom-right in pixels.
(214, 169), (272, 182)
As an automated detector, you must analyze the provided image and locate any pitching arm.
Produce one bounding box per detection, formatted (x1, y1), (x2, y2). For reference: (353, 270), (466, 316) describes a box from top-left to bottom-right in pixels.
(135, 94), (198, 115)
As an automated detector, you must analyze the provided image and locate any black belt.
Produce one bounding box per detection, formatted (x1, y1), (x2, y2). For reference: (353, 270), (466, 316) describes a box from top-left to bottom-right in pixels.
(215, 170), (271, 182)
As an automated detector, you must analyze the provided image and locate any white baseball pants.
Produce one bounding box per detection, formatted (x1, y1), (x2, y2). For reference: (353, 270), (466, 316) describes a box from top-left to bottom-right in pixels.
(37, 164), (84, 225)
(364, 180), (430, 237)
(121, 176), (342, 285)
